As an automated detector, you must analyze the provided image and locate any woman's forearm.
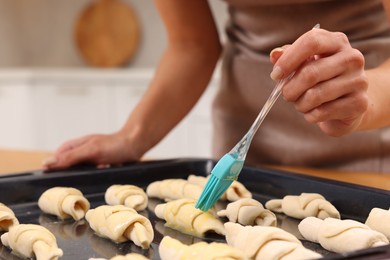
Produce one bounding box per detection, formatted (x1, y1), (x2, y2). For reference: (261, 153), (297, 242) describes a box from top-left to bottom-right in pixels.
(120, 42), (221, 157)
(118, 0), (221, 157)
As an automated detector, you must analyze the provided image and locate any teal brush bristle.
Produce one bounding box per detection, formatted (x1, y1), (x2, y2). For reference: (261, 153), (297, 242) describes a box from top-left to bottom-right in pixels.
(195, 154), (244, 211)
(196, 176), (232, 211)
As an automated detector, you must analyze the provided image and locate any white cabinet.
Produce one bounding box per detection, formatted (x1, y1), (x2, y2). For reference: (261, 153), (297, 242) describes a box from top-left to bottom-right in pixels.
(0, 69), (218, 159)
(0, 84), (35, 148)
(30, 84), (112, 149)
(145, 80), (217, 159)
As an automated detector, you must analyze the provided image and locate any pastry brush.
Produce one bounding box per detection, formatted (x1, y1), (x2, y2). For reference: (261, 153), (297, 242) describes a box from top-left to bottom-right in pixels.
(195, 73), (294, 211)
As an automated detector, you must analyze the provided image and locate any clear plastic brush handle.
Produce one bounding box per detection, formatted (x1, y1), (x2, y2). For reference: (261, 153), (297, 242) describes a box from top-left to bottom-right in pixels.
(229, 73), (294, 160)
(230, 24), (320, 161)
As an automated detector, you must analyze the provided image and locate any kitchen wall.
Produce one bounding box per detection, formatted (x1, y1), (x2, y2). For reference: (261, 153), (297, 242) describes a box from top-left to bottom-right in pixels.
(0, 1), (228, 160)
(0, 0), (228, 68)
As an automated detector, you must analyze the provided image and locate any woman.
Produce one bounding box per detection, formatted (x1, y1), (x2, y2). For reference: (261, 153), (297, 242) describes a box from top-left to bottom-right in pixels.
(44, 0), (390, 172)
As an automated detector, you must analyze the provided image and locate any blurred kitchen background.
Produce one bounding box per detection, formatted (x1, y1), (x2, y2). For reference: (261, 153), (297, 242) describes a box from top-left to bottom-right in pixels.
(0, 0), (228, 159)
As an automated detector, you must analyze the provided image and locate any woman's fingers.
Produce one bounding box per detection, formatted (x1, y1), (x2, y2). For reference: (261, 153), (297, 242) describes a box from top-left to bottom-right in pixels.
(303, 92), (368, 124)
(313, 94), (368, 137)
(269, 28), (368, 137)
(55, 135), (91, 154)
(42, 135), (101, 169)
(270, 45), (290, 64)
(293, 70), (368, 113)
(49, 142), (97, 169)
(42, 133), (140, 170)
(271, 28), (351, 80)
(282, 53), (344, 103)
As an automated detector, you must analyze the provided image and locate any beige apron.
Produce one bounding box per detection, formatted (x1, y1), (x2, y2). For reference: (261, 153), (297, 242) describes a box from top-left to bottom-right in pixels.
(212, 0), (390, 172)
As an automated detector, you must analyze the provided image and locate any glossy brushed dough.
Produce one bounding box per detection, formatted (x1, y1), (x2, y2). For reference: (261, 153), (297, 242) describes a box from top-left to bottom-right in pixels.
(0, 202), (19, 231)
(38, 187), (90, 221)
(86, 205), (154, 249)
(154, 198), (225, 237)
(0, 224), (63, 260)
(217, 198), (276, 226)
(105, 184), (148, 211)
(159, 235), (246, 260)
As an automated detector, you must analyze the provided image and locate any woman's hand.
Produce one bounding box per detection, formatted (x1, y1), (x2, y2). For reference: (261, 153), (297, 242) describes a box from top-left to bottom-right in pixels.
(270, 28), (369, 137)
(42, 131), (143, 170)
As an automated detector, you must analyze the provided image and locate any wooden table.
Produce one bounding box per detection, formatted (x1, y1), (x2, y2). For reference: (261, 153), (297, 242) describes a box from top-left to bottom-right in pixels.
(269, 165), (390, 191)
(1, 149), (389, 190)
(0, 149), (52, 174)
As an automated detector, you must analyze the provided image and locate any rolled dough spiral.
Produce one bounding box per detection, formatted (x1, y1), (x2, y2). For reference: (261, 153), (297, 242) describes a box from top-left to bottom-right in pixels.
(1, 224), (63, 260)
(265, 193), (340, 220)
(86, 205), (154, 249)
(105, 184), (148, 211)
(38, 187), (90, 221)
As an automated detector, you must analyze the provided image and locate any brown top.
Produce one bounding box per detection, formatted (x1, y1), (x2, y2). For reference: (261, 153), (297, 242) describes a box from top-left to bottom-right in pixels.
(213, 0), (390, 172)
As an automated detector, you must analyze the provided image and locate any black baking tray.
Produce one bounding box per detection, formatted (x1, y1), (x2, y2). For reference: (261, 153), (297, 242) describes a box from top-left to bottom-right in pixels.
(0, 158), (390, 260)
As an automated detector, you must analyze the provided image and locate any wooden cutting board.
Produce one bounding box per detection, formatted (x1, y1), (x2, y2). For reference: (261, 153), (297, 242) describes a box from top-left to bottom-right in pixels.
(74, 0), (140, 68)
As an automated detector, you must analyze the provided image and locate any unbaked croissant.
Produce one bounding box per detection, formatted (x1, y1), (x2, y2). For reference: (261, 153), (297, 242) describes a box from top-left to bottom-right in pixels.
(159, 235), (246, 260)
(38, 186), (90, 221)
(0, 202), (19, 231)
(187, 175), (252, 201)
(154, 198), (225, 237)
(0, 224), (63, 260)
(89, 253), (149, 260)
(365, 207), (390, 239)
(217, 198), (276, 226)
(86, 205), (154, 249)
(146, 179), (203, 201)
(265, 193), (340, 219)
(225, 222), (321, 260)
(298, 217), (389, 253)
(105, 184), (148, 211)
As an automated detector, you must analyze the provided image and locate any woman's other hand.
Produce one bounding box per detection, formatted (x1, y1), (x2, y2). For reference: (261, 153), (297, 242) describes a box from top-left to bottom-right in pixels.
(42, 131), (143, 170)
(270, 28), (369, 137)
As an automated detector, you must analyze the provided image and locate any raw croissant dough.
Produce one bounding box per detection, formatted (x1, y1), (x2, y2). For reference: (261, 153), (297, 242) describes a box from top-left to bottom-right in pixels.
(265, 193), (340, 219)
(1, 224), (63, 260)
(159, 235), (246, 260)
(146, 179), (203, 201)
(0, 202), (19, 231)
(38, 186), (90, 221)
(89, 253), (149, 260)
(225, 222), (321, 260)
(86, 205), (154, 249)
(105, 184), (148, 211)
(187, 175), (252, 201)
(217, 198), (276, 226)
(299, 217), (389, 253)
(154, 198), (225, 237)
(365, 207), (390, 239)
